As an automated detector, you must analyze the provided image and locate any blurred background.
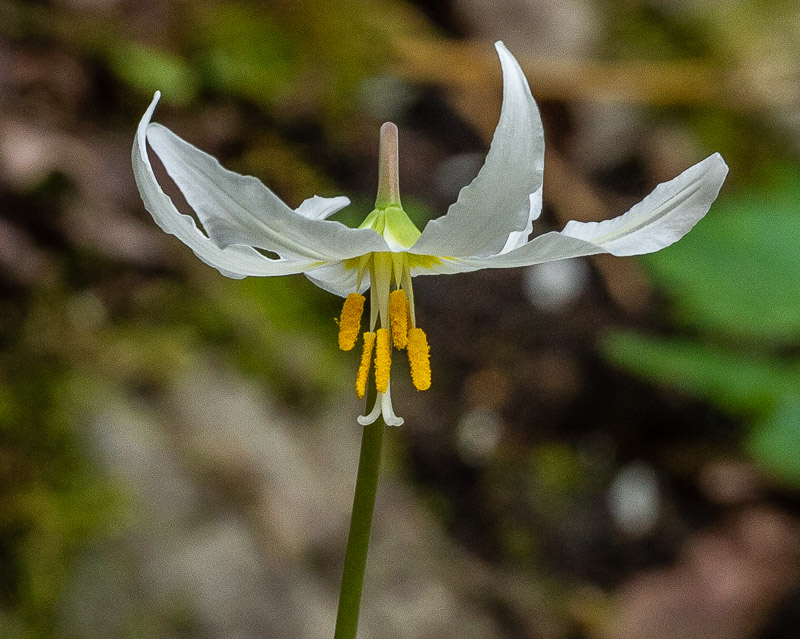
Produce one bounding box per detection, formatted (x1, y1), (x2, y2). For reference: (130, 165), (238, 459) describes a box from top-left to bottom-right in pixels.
(1, 0), (800, 637)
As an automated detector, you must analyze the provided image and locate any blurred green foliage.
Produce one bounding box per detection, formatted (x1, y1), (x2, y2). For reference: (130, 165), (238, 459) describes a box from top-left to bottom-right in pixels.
(0, 270), (351, 637)
(3, 0), (800, 634)
(109, 42), (200, 106)
(0, 0), (432, 633)
(603, 168), (800, 486)
(0, 289), (120, 637)
(194, 4), (299, 105)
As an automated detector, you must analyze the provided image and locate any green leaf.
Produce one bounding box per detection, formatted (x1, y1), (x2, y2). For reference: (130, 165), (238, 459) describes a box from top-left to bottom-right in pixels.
(601, 331), (800, 414)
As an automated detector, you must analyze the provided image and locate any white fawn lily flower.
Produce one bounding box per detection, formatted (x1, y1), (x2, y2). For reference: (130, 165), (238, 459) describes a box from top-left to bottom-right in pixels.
(132, 42), (728, 427)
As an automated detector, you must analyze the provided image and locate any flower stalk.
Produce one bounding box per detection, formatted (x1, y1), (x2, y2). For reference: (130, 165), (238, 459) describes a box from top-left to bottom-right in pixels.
(334, 386), (384, 639)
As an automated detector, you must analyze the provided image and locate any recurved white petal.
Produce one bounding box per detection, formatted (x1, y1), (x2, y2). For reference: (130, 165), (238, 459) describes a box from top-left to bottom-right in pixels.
(133, 92), (321, 279)
(499, 188), (543, 254)
(410, 231), (603, 275)
(410, 41), (545, 258)
(304, 261), (369, 298)
(560, 153), (728, 255)
(145, 109), (388, 262)
(415, 153), (728, 274)
(295, 195), (350, 220)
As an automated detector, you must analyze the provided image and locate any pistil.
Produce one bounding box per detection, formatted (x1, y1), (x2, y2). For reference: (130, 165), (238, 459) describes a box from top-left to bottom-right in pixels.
(375, 123), (401, 209)
(339, 122), (433, 424)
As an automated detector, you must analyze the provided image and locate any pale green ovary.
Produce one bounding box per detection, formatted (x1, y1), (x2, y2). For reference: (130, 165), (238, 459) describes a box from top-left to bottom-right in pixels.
(359, 205), (421, 251)
(345, 205), (443, 278)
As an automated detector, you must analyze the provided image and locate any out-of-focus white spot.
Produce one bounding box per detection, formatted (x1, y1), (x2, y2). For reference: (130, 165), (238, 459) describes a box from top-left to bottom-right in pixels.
(523, 258), (590, 311)
(434, 153), (484, 201)
(607, 461), (660, 537)
(457, 407), (503, 466)
(0, 122), (59, 188)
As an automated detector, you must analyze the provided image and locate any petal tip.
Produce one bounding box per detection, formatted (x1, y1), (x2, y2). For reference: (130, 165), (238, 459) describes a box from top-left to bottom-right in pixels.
(711, 151), (729, 173)
(494, 41), (512, 59)
(700, 152), (730, 187)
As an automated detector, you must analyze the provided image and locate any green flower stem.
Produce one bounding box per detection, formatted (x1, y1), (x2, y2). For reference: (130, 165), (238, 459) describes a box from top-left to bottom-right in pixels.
(334, 392), (384, 639)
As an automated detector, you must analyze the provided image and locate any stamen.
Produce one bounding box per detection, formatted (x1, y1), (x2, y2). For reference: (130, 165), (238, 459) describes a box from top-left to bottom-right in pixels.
(355, 331), (375, 399)
(338, 293), (366, 351)
(389, 289), (410, 349)
(374, 328), (392, 394)
(407, 327), (431, 391)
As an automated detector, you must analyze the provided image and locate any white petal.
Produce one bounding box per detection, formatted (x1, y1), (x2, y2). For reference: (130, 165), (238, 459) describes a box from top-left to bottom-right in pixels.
(132, 92), (320, 279)
(295, 195), (350, 220)
(411, 231), (603, 274)
(499, 188), (543, 254)
(560, 153), (728, 255)
(145, 123), (388, 261)
(304, 261), (369, 298)
(413, 153), (728, 274)
(410, 41), (544, 258)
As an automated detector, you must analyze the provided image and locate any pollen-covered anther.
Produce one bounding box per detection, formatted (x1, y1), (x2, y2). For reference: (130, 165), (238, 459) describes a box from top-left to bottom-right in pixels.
(356, 331), (376, 399)
(374, 328), (392, 394)
(389, 289), (410, 349)
(407, 327), (431, 391)
(338, 293), (366, 351)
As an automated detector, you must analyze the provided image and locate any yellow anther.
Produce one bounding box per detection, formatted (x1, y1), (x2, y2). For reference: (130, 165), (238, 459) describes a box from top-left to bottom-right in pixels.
(338, 293), (366, 351)
(389, 289), (410, 349)
(374, 328), (392, 394)
(356, 332), (376, 399)
(407, 327), (431, 391)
